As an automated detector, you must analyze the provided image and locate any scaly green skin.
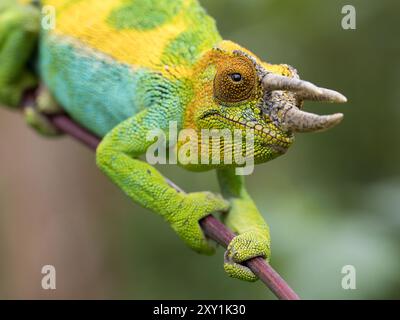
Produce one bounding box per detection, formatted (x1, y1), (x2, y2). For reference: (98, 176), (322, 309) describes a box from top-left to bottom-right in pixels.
(218, 168), (271, 281)
(0, 0), (301, 282)
(0, 0), (38, 107)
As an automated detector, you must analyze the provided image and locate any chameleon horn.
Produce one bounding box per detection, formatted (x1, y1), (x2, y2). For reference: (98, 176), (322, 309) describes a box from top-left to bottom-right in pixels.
(296, 87), (347, 103)
(262, 73), (347, 103)
(281, 106), (344, 133)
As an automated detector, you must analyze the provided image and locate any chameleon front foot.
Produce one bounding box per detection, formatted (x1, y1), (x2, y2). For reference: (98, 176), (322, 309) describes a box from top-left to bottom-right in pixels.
(168, 191), (230, 255)
(224, 231), (271, 282)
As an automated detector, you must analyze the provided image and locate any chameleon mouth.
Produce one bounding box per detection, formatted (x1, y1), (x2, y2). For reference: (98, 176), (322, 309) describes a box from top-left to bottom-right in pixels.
(265, 143), (289, 154)
(201, 111), (293, 150)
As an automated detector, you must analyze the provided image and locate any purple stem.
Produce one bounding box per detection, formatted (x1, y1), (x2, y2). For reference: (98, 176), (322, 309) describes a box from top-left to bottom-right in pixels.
(199, 215), (300, 300)
(46, 112), (300, 300)
(50, 114), (100, 151)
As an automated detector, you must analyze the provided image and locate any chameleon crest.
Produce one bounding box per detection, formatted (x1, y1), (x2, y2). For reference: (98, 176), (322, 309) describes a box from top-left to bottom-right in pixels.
(0, 0), (346, 283)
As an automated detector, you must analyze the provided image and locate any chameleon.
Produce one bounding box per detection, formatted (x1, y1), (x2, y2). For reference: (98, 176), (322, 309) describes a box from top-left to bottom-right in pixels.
(0, 0), (346, 282)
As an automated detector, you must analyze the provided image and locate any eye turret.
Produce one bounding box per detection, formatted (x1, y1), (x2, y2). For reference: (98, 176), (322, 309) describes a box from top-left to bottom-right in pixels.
(214, 56), (257, 103)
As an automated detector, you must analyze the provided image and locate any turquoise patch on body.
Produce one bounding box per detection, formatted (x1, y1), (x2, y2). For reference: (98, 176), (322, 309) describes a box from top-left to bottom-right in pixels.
(39, 34), (151, 137)
(108, 0), (184, 30)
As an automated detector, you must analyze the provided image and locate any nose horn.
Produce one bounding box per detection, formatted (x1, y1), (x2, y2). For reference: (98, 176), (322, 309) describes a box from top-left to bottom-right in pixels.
(282, 107), (344, 133)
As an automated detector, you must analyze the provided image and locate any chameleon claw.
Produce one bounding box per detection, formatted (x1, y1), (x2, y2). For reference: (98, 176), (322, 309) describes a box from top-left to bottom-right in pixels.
(223, 251), (258, 282)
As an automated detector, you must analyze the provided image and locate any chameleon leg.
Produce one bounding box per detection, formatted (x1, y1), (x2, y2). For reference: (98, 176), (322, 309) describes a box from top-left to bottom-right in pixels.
(0, 2), (61, 135)
(96, 110), (229, 255)
(217, 168), (271, 282)
(0, 1), (40, 108)
(23, 86), (63, 136)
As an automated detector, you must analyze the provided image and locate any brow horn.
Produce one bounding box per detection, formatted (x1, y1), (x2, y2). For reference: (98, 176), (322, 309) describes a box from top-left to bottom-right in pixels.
(262, 73), (347, 103)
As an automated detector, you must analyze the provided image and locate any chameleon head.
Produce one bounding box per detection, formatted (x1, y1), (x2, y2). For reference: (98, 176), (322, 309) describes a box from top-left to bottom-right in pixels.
(187, 41), (347, 166)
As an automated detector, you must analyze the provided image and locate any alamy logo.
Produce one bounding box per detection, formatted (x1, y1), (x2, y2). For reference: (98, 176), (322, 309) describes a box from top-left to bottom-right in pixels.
(41, 265), (56, 290)
(146, 121), (255, 175)
(341, 5), (356, 30)
(41, 5), (56, 31)
(341, 265), (356, 290)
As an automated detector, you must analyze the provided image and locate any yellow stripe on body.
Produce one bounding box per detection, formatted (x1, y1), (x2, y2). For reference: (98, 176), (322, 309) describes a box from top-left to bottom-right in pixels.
(43, 0), (193, 78)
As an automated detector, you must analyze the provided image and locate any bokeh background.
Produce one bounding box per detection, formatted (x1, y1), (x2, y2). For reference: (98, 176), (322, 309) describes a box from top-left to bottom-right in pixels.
(0, 0), (399, 299)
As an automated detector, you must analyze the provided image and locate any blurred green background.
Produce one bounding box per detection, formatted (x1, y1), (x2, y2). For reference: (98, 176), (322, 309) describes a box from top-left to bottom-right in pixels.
(0, 0), (399, 299)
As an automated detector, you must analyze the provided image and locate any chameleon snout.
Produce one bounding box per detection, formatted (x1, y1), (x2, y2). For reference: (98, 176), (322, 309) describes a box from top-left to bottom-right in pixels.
(261, 72), (347, 134)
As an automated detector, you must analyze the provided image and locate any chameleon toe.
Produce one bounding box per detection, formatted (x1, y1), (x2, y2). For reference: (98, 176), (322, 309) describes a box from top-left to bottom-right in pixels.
(223, 251), (258, 282)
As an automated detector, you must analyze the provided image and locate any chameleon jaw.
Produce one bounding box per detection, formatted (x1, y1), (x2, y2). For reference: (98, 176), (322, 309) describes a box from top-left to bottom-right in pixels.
(199, 110), (293, 152)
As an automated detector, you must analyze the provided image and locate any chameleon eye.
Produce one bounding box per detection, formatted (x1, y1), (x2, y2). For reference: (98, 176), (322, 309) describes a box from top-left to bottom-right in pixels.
(230, 73), (242, 82)
(214, 57), (256, 103)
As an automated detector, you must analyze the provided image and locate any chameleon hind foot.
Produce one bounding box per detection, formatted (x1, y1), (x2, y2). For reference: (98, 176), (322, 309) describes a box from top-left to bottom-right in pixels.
(0, 1), (39, 108)
(218, 191), (271, 282)
(23, 86), (63, 136)
(0, 73), (37, 108)
(224, 231), (271, 282)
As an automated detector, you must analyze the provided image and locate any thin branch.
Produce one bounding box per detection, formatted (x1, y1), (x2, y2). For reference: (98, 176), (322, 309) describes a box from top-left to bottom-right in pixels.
(20, 91), (300, 300)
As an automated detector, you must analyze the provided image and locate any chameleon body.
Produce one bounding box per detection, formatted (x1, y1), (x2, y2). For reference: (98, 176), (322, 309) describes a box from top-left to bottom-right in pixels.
(0, 0), (346, 282)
